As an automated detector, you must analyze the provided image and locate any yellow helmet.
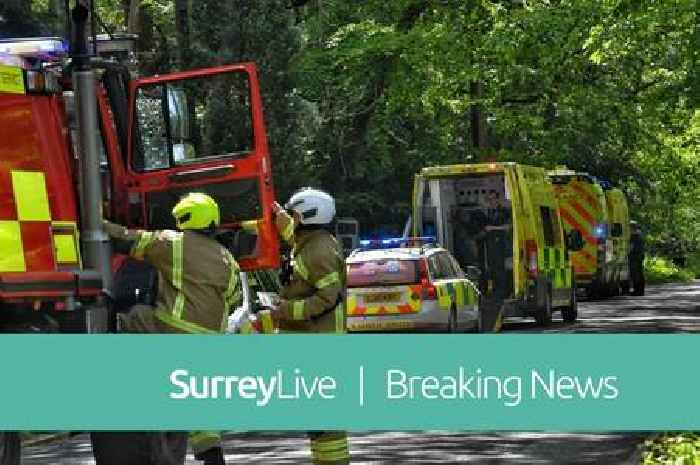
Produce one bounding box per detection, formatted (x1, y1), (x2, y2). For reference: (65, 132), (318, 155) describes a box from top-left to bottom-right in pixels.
(172, 193), (220, 230)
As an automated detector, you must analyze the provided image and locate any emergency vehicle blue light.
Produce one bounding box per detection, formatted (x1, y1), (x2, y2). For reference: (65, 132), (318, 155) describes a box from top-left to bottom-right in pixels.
(594, 224), (606, 238)
(0, 38), (67, 58)
(359, 236), (437, 250)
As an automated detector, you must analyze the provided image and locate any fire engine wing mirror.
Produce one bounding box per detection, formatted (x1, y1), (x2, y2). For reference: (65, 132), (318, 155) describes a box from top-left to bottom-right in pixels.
(567, 229), (584, 251)
(611, 222), (623, 238)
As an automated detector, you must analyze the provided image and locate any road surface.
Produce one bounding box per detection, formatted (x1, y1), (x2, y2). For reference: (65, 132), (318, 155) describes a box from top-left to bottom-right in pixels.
(23, 280), (699, 464)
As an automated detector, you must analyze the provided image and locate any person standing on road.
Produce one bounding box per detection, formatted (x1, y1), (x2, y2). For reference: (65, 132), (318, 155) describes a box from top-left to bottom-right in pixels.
(92, 192), (241, 465)
(629, 221), (646, 296)
(271, 188), (349, 465)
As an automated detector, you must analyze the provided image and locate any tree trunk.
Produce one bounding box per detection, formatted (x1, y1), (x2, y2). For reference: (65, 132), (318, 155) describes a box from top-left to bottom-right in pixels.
(127, 0), (139, 34)
(470, 80), (488, 154)
(175, 0), (190, 69)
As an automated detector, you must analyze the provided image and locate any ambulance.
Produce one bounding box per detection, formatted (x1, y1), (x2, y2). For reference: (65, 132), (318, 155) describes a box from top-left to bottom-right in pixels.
(547, 168), (627, 297)
(412, 163), (582, 327)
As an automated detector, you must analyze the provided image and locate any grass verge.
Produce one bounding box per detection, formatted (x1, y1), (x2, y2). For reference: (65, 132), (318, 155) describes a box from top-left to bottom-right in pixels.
(644, 256), (695, 284)
(643, 433), (700, 464)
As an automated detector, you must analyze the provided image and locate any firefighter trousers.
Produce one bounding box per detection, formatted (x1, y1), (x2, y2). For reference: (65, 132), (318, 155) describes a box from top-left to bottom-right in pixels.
(309, 431), (350, 464)
(90, 432), (187, 465)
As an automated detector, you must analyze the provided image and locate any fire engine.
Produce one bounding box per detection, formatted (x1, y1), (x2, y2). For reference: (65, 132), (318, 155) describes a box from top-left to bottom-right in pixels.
(0, 3), (280, 460)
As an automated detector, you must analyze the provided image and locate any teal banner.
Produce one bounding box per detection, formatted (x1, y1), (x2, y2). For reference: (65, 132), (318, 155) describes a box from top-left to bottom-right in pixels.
(0, 334), (696, 430)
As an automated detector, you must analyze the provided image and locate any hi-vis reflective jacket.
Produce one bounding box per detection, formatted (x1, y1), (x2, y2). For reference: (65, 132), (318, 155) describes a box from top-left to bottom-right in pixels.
(104, 221), (241, 334)
(276, 215), (346, 333)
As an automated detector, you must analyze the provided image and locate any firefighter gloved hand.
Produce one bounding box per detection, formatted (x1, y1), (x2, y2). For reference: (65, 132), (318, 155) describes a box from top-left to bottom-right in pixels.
(273, 202), (295, 243)
(271, 299), (293, 322)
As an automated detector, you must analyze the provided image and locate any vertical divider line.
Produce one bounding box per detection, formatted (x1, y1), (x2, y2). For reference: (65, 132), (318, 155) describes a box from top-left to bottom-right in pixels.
(359, 365), (365, 407)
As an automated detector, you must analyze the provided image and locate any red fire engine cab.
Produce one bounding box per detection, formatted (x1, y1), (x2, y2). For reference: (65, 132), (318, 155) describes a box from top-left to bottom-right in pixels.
(0, 36), (280, 333)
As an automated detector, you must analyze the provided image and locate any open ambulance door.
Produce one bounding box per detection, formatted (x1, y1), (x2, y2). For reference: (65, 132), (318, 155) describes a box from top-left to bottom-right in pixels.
(121, 63), (279, 270)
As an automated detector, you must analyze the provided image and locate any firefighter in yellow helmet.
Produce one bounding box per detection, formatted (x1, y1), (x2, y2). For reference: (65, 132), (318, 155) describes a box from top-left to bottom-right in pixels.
(272, 188), (349, 465)
(91, 192), (240, 465)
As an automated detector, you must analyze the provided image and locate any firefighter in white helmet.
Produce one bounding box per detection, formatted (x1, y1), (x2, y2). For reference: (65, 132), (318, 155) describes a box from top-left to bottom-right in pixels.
(272, 188), (349, 464)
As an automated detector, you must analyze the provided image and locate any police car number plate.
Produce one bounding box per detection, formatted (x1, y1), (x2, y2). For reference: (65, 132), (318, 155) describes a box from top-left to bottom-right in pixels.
(348, 320), (414, 331)
(363, 292), (401, 303)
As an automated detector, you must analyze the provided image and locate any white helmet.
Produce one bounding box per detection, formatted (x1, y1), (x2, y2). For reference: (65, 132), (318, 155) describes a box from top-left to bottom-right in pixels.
(285, 188), (336, 225)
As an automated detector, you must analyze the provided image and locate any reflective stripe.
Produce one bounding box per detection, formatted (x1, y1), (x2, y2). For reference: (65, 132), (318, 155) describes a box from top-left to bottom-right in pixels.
(292, 300), (305, 320)
(260, 310), (274, 333)
(131, 231), (155, 260)
(171, 233), (185, 318)
(11, 171), (51, 221)
(315, 271), (339, 289)
(53, 233), (78, 263)
(155, 309), (217, 334)
(294, 256), (310, 281)
(240, 220), (260, 234)
(0, 221), (25, 272)
(0, 65), (26, 94)
(310, 436), (349, 462)
(222, 255), (240, 331)
(282, 220), (294, 242)
(334, 303), (345, 333)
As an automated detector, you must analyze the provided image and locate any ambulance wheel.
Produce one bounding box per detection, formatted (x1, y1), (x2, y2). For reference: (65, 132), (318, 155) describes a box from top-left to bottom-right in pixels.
(447, 306), (458, 333)
(535, 287), (553, 326)
(0, 432), (21, 465)
(562, 278), (578, 323)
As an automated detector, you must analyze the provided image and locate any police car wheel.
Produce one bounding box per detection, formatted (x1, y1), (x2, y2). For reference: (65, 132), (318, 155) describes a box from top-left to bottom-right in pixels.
(447, 306), (458, 333)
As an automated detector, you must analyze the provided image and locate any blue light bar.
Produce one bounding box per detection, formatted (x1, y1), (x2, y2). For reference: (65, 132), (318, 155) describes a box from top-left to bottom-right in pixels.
(358, 236), (437, 250)
(0, 38), (67, 58)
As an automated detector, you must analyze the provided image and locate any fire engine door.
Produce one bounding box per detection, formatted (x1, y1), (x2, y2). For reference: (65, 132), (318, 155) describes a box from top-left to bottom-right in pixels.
(125, 63), (279, 271)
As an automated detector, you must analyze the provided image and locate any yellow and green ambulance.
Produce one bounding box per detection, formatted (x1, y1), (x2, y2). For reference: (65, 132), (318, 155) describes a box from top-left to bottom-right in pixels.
(412, 163), (582, 328)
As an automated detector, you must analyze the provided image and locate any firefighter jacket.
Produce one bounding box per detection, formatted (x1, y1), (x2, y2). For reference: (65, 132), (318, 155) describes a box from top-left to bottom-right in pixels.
(275, 214), (346, 333)
(104, 221), (241, 334)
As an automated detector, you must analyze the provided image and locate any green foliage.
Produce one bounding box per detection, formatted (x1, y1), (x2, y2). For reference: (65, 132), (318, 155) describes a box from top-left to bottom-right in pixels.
(295, 0), (698, 242)
(644, 256), (695, 284)
(5, 1), (697, 252)
(643, 433), (700, 464)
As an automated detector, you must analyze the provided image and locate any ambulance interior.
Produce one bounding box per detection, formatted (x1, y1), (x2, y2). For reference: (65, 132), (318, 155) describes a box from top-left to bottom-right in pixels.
(422, 174), (514, 295)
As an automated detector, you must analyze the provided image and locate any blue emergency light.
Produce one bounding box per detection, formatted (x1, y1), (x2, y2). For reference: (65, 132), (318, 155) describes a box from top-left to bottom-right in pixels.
(359, 236), (437, 249)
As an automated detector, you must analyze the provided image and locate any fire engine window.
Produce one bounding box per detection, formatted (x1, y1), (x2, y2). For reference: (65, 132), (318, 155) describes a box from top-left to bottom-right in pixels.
(134, 71), (253, 171)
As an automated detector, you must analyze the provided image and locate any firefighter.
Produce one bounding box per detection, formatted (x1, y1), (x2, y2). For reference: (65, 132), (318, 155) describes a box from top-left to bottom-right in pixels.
(91, 192), (240, 465)
(629, 221), (646, 296)
(271, 188), (349, 465)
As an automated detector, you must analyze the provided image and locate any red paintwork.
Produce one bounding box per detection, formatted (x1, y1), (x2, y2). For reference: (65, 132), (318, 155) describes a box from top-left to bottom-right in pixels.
(122, 63), (280, 270)
(0, 60), (280, 306)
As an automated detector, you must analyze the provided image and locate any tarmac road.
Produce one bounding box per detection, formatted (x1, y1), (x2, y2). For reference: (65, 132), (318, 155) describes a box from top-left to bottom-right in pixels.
(22, 280), (699, 464)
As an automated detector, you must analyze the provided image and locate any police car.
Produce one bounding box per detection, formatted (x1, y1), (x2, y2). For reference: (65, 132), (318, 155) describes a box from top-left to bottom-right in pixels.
(345, 238), (480, 332)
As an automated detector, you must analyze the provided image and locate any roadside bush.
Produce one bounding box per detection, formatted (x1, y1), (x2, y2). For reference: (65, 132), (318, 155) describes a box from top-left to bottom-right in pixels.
(644, 256), (695, 284)
(643, 433), (700, 464)
(686, 252), (700, 277)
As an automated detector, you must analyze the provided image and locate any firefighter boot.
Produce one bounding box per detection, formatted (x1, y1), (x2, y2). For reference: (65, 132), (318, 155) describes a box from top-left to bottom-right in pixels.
(194, 446), (226, 465)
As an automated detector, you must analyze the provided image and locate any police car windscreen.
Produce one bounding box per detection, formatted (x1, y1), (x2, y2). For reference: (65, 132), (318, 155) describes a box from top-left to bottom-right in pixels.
(347, 259), (420, 288)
